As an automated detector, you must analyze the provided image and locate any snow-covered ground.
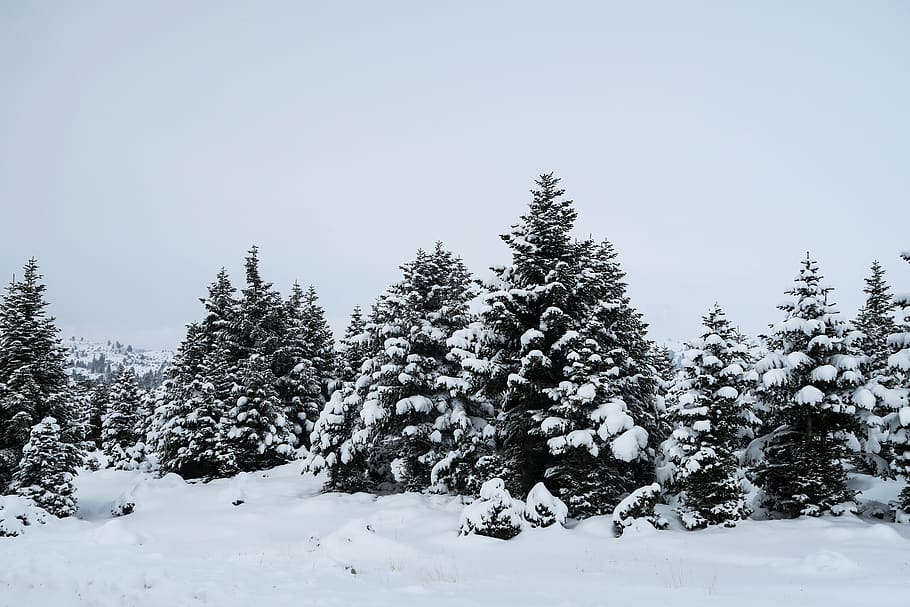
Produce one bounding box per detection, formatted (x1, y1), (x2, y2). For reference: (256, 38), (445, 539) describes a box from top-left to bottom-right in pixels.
(1, 466), (908, 606)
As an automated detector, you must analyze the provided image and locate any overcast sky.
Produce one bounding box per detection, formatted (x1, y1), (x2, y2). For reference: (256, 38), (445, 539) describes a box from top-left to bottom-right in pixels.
(1, 1), (908, 350)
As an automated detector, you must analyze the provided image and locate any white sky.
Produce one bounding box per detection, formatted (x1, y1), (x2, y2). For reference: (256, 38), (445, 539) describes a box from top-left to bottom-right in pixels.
(2, 1), (908, 349)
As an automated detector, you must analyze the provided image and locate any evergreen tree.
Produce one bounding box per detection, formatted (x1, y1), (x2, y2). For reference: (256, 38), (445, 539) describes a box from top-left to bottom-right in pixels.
(305, 387), (373, 492)
(275, 282), (326, 445)
(853, 261), (899, 475)
(307, 244), (479, 493)
(0, 259), (70, 491)
(334, 305), (369, 387)
(660, 304), (758, 529)
(883, 253), (910, 517)
(102, 366), (142, 468)
(752, 255), (869, 517)
(447, 175), (658, 516)
(234, 246), (286, 361)
(300, 284), (335, 392)
(152, 322), (206, 468)
(855, 261), (896, 370)
(84, 382), (109, 449)
(228, 353), (294, 471)
(12, 417), (79, 518)
(356, 244), (476, 491)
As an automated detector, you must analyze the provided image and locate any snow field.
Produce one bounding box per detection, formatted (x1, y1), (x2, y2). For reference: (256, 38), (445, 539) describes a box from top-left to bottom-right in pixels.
(1, 465), (909, 606)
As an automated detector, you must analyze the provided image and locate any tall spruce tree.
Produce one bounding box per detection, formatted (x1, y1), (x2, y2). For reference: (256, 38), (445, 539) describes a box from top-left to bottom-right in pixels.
(852, 261), (899, 474)
(300, 285), (335, 393)
(753, 255), (870, 517)
(884, 253), (910, 517)
(275, 282), (327, 445)
(102, 366), (142, 468)
(334, 305), (369, 387)
(856, 261), (897, 369)
(660, 305), (758, 529)
(307, 244), (480, 493)
(446, 175), (658, 515)
(0, 259), (70, 491)
(227, 247), (295, 468)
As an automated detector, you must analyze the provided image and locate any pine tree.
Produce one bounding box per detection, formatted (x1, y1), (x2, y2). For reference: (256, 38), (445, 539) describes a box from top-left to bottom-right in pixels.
(234, 246), (286, 361)
(446, 175), (658, 516)
(275, 282), (326, 445)
(83, 382), (109, 449)
(883, 252), (910, 517)
(300, 285), (335, 393)
(12, 417), (79, 518)
(102, 366), (142, 468)
(334, 305), (369, 387)
(308, 244), (478, 493)
(305, 387), (373, 492)
(0, 259), (70, 491)
(541, 238), (660, 516)
(753, 255), (869, 517)
(853, 262), (900, 475)
(661, 305), (758, 529)
(356, 244), (476, 492)
(856, 261), (897, 370)
(228, 354), (294, 471)
(152, 322), (209, 474)
(225, 247), (296, 468)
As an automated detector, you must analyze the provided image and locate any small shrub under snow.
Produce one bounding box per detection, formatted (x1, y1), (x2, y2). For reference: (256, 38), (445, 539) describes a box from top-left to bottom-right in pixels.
(459, 478), (524, 540)
(0, 495), (50, 538)
(612, 483), (668, 536)
(524, 482), (568, 528)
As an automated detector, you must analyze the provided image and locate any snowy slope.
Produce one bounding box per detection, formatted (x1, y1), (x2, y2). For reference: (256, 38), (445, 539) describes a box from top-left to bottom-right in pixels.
(64, 336), (172, 385)
(1, 465), (907, 606)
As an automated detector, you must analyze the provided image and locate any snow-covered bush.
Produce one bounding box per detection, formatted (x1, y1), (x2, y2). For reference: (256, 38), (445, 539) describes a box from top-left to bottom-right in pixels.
(524, 482), (568, 528)
(111, 490), (136, 517)
(12, 417), (79, 518)
(612, 483), (667, 536)
(459, 478), (524, 540)
(0, 495), (50, 537)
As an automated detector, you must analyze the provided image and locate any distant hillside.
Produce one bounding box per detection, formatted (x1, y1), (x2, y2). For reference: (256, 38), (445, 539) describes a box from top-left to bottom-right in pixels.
(64, 336), (173, 388)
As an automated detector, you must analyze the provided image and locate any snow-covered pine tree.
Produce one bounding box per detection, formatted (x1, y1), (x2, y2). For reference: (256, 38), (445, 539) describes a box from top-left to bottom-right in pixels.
(447, 175), (658, 516)
(352, 244), (476, 492)
(0, 259), (70, 491)
(852, 261), (899, 475)
(334, 305), (369, 388)
(102, 366), (142, 468)
(307, 245), (479, 493)
(152, 321), (208, 474)
(300, 285), (335, 394)
(225, 247), (296, 469)
(660, 304), (758, 529)
(83, 381), (109, 449)
(541, 238), (660, 517)
(228, 353), (294, 471)
(856, 261), (897, 370)
(752, 255), (869, 517)
(305, 386), (373, 492)
(233, 246), (286, 361)
(12, 417), (79, 518)
(884, 252), (910, 517)
(275, 282), (325, 446)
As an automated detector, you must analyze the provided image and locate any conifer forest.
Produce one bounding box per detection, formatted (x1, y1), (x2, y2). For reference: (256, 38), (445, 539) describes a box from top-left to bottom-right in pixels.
(2, 3), (908, 606)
